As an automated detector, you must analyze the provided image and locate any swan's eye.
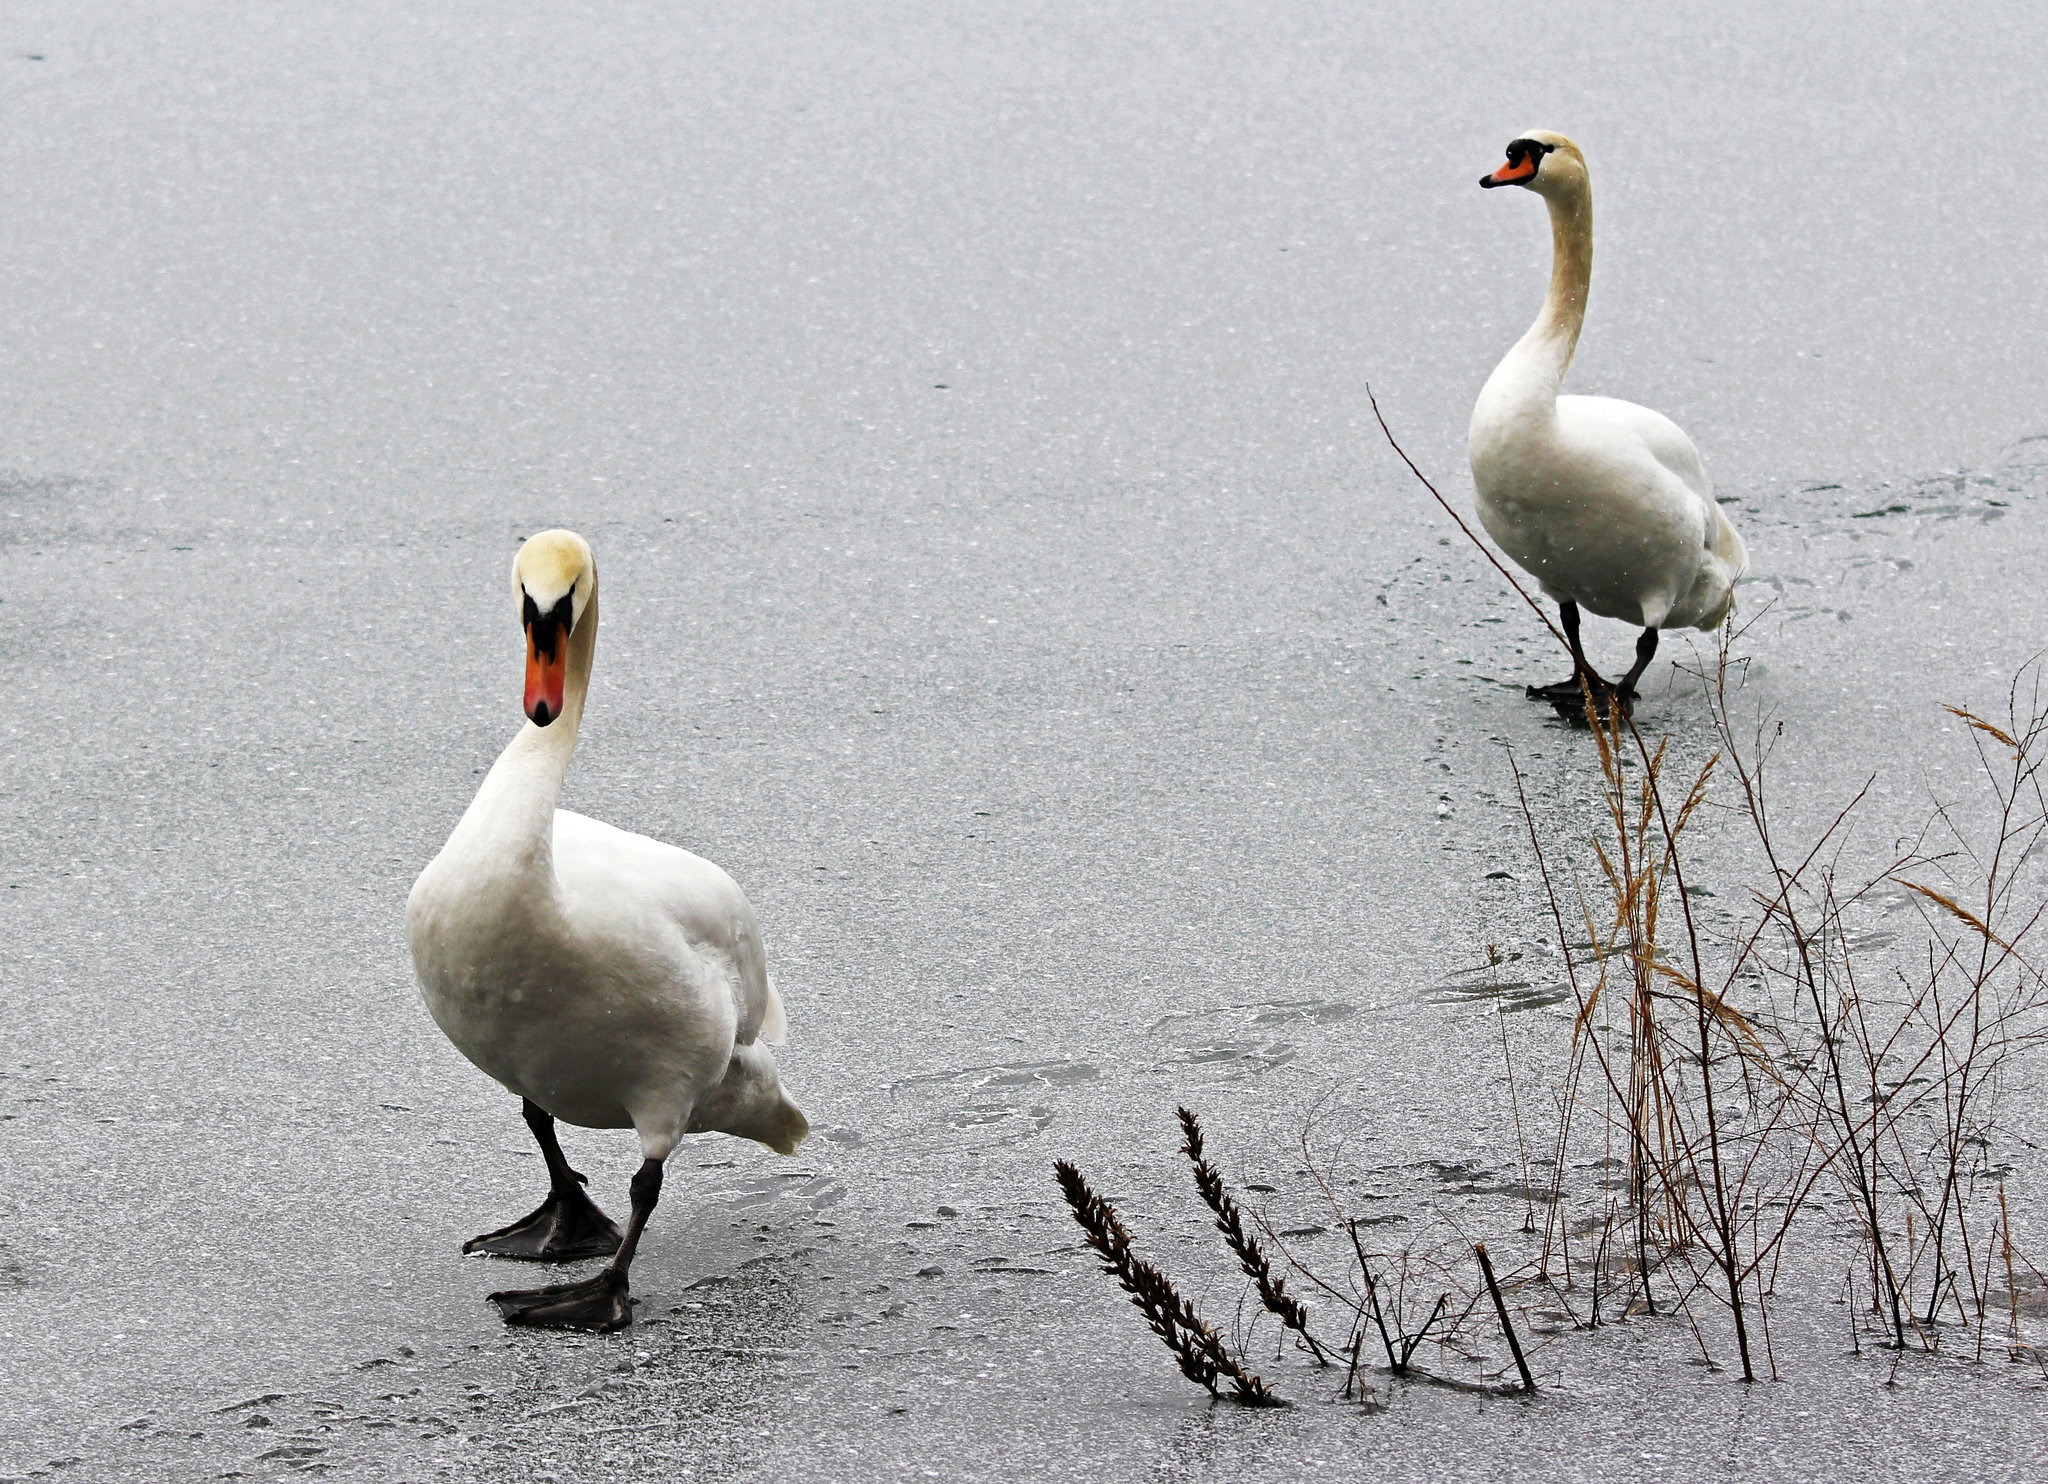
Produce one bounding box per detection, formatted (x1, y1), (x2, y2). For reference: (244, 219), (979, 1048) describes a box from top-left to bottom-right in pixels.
(1482, 138), (1556, 189)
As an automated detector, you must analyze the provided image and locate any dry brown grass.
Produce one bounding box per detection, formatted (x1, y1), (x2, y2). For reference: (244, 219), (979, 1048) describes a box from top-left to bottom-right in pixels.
(1055, 402), (2048, 1400)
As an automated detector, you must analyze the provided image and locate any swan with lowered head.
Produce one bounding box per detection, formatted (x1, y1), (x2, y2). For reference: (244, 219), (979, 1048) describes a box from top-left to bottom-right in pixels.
(406, 529), (808, 1332)
(1468, 130), (1747, 714)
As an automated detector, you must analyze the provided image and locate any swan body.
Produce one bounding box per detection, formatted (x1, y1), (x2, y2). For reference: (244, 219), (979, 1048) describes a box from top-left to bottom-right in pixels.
(406, 529), (805, 1330)
(410, 807), (793, 1147)
(1468, 130), (1747, 703)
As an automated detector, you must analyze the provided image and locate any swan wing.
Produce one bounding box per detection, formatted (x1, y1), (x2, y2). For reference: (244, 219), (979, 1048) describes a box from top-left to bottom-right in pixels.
(1559, 395), (1747, 628)
(1471, 395), (1744, 630)
(551, 809), (777, 1046)
(1572, 393), (1753, 614)
(1560, 395), (1712, 502)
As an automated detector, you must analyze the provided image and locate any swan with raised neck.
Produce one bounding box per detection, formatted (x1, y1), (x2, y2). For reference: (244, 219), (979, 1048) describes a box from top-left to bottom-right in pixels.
(1468, 130), (1747, 715)
(406, 529), (808, 1332)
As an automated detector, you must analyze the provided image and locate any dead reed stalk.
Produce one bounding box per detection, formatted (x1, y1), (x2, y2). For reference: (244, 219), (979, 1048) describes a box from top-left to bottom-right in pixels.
(1178, 1107), (1332, 1364)
(1474, 1243), (1536, 1392)
(1373, 396), (2048, 1379)
(1053, 1159), (1281, 1404)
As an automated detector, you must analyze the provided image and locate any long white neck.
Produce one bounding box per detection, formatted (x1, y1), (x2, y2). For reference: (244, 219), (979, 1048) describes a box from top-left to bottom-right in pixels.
(444, 589), (600, 887)
(1485, 178), (1593, 417)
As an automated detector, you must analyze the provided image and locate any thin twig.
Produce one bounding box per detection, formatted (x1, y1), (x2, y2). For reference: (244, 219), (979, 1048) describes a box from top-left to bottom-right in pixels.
(1365, 384), (1565, 650)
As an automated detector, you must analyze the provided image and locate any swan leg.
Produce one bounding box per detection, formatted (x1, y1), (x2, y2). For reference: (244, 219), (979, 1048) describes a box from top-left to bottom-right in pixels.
(1617, 626), (1660, 699)
(1525, 601), (1612, 699)
(1523, 602), (1636, 723)
(489, 1157), (663, 1332)
(463, 1099), (623, 1263)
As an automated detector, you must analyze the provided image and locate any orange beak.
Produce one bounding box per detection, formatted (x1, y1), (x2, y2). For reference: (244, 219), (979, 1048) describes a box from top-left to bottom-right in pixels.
(1480, 152), (1540, 189)
(524, 624), (568, 726)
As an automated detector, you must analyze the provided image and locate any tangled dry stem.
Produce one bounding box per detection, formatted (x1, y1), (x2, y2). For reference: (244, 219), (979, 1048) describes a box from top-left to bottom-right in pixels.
(1374, 392), (2048, 1380)
(1057, 401), (2048, 1402)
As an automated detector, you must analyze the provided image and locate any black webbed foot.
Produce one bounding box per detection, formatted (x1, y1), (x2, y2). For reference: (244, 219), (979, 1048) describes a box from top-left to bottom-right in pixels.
(464, 1180), (622, 1263)
(1526, 675), (1634, 725)
(1525, 602), (1647, 725)
(489, 1268), (633, 1332)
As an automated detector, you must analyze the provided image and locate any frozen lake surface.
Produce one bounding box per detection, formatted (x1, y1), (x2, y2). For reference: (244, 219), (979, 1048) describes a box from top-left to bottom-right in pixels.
(4, 2), (2048, 1479)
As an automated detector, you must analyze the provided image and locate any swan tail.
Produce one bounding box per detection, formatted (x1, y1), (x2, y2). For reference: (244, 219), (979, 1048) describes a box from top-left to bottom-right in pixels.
(760, 975), (789, 1046)
(1689, 504), (1749, 631)
(1698, 585), (1737, 632)
(1707, 502), (1747, 573)
(1661, 501), (1747, 632)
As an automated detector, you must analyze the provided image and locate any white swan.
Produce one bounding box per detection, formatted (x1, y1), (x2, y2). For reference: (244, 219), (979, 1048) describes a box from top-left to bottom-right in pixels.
(406, 529), (808, 1332)
(1468, 130), (1747, 713)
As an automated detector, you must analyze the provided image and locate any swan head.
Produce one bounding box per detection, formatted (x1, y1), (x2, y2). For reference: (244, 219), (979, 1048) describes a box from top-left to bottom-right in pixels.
(510, 529), (595, 727)
(1479, 130), (1585, 196)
